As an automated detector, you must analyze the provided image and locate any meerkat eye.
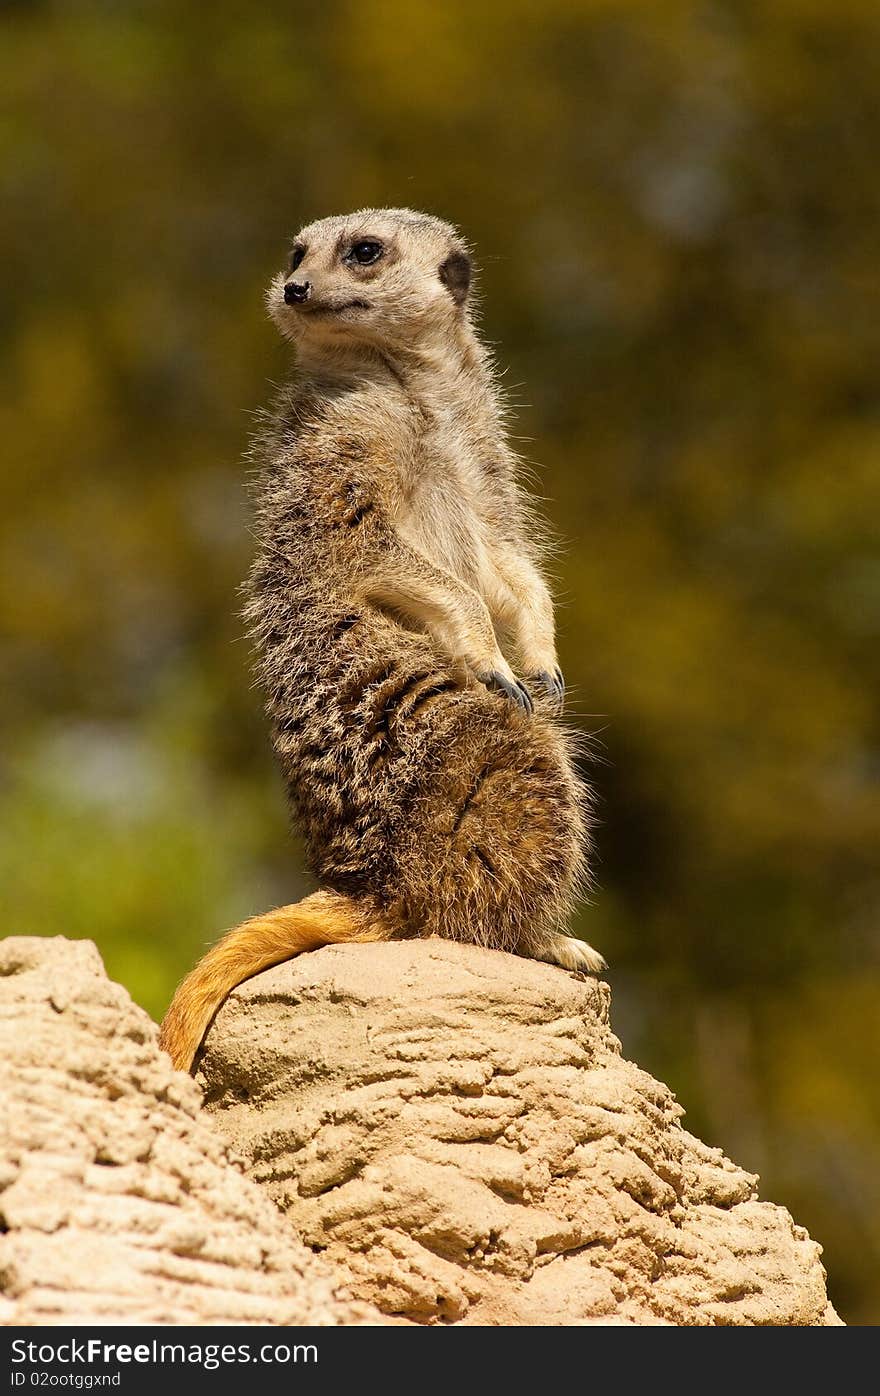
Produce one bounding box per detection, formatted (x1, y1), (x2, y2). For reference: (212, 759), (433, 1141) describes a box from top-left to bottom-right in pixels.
(289, 245), (306, 272)
(349, 240), (383, 266)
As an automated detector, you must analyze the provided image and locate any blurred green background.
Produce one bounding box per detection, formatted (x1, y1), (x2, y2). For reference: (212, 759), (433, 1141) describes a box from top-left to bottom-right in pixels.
(2, 0), (879, 1323)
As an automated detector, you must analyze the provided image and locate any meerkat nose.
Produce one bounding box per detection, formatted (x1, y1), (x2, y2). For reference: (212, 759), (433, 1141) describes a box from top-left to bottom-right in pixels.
(284, 280), (311, 305)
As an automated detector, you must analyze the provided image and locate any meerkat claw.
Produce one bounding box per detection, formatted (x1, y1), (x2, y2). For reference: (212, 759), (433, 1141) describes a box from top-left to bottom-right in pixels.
(535, 932), (607, 976)
(515, 678), (535, 713)
(484, 670), (534, 714)
(531, 668), (565, 709)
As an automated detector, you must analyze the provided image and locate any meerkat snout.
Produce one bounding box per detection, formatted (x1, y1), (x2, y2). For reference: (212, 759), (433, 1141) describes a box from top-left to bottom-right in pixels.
(284, 280), (311, 305)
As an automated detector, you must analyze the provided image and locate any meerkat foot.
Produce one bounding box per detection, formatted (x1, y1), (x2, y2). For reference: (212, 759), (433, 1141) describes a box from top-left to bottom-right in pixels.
(534, 932), (607, 976)
(529, 666), (565, 711)
(481, 668), (534, 714)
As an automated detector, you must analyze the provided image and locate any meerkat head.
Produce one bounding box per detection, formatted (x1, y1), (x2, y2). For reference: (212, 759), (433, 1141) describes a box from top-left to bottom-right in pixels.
(268, 208), (473, 356)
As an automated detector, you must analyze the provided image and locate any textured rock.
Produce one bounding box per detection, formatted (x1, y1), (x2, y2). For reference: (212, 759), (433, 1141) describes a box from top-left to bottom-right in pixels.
(198, 938), (841, 1326)
(0, 933), (841, 1327)
(0, 936), (372, 1326)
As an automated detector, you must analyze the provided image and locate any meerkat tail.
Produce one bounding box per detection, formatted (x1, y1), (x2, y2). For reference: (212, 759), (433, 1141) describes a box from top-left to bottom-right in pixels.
(158, 889), (395, 1073)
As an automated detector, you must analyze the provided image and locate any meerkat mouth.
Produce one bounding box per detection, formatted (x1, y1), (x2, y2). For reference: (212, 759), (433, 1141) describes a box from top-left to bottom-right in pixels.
(300, 299), (371, 317)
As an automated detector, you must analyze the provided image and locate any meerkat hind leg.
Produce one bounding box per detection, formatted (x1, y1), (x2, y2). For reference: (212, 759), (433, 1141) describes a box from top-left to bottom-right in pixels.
(532, 931), (607, 976)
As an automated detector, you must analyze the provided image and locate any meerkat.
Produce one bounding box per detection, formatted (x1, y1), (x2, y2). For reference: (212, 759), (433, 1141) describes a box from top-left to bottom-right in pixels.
(159, 208), (604, 1073)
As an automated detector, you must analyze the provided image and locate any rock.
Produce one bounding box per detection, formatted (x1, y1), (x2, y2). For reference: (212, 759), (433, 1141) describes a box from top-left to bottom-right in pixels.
(0, 936), (372, 1326)
(197, 938), (841, 1326)
(1, 933), (841, 1327)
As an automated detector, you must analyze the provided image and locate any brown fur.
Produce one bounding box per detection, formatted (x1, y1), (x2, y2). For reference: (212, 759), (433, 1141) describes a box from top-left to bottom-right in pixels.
(159, 209), (603, 1073)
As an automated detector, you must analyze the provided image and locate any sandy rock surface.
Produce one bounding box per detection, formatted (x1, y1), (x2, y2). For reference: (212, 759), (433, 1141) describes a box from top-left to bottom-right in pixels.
(0, 936), (371, 1326)
(198, 938), (841, 1326)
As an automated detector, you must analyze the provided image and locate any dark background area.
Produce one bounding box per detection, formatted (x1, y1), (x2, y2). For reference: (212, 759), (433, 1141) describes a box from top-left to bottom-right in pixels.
(2, 0), (879, 1322)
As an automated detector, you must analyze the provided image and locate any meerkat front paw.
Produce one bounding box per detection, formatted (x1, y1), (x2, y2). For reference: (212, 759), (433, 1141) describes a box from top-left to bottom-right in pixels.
(529, 666), (565, 711)
(534, 931), (607, 976)
(480, 668), (534, 714)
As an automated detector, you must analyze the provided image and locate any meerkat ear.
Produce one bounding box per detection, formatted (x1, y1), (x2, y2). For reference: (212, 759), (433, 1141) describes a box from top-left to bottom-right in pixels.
(438, 251), (471, 306)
